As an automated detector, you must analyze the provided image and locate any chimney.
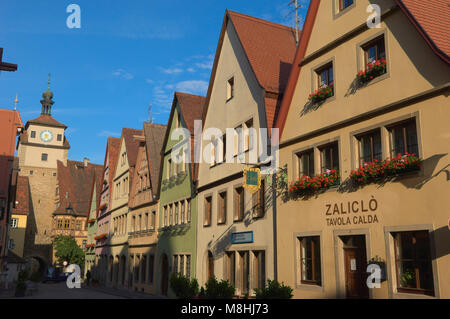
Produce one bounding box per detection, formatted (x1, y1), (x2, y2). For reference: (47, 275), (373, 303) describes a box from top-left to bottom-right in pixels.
(83, 158), (90, 167)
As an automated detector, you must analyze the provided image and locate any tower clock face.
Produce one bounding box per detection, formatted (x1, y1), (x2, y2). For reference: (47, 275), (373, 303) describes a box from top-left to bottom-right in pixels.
(40, 130), (53, 142)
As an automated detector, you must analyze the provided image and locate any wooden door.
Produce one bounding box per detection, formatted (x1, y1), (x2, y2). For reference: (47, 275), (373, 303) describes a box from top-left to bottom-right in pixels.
(344, 248), (369, 299)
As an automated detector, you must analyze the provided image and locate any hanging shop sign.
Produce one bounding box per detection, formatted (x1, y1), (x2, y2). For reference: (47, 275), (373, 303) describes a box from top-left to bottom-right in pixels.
(243, 168), (261, 194)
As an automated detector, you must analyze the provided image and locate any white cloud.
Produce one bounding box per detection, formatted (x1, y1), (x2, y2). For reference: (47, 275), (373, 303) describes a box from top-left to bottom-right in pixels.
(187, 67), (195, 73)
(176, 80), (208, 95)
(161, 67), (183, 75)
(146, 79), (154, 84)
(112, 69), (134, 80)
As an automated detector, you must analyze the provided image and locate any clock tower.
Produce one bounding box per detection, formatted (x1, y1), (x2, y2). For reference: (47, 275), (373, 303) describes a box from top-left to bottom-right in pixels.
(16, 84), (70, 266)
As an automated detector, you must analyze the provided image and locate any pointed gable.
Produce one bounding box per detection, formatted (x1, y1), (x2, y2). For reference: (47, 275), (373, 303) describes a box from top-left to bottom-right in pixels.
(122, 128), (143, 168)
(143, 123), (167, 198)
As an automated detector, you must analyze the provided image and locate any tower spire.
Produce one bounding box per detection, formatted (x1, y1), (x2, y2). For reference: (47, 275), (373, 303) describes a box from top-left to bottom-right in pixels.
(41, 74), (54, 115)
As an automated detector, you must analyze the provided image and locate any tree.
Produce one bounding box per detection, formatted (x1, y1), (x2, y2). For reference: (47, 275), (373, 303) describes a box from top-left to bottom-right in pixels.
(53, 235), (85, 267)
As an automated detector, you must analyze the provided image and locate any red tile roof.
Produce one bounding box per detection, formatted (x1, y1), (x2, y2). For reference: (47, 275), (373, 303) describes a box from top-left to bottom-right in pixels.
(203, 10), (298, 138)
(12, 176), (30, 215)
(106, 137), (121, 188)
(143, 123), (167, 197)
(228, 10), (298, 94)
(54, 160), (103, 216)
(396, 0), (450, 64)
(175, 92), (206, 136)
(122, 128), (143, 168)
(26, 114), (67, 129)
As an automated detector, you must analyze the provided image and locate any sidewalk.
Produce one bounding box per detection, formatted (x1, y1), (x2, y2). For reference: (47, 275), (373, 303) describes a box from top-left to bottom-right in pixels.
(83, 284), (168, 299)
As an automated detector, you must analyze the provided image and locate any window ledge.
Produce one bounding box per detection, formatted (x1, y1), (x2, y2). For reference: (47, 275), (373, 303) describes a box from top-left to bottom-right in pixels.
(358, 72), (390, 90)
(295, 283), (324, 292)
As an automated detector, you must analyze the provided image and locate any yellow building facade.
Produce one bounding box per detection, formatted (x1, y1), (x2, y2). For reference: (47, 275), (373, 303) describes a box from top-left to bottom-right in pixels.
(275, 0), (450, 299)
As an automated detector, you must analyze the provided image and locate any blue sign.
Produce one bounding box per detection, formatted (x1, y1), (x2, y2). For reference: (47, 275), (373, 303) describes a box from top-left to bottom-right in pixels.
(231, 231), (254, 244)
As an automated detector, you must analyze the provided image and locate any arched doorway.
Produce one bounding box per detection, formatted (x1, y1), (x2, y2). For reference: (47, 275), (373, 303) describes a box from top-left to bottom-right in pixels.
(160, 253), (169, 296)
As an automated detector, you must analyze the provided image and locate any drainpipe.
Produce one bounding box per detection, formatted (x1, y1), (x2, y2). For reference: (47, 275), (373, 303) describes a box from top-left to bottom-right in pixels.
(272, 173), (278, 282)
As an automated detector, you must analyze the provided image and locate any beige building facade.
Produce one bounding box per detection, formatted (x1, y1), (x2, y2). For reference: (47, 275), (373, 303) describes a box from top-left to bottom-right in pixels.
(196, 11), (296, 296)
(275, 0), (450, 299)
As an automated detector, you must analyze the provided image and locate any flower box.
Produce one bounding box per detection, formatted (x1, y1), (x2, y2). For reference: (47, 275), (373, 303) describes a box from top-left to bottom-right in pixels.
(308, 83), (334, 104)
(289, 169), (340, 198)
(87, 219), (96, 224)
(350, 153), (421, 185)
(357, 58), (387, 83)
(94, 233), (108, 240)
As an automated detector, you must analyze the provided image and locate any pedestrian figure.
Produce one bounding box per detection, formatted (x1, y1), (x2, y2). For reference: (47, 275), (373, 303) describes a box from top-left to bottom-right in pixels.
(86, 270), (91, 286)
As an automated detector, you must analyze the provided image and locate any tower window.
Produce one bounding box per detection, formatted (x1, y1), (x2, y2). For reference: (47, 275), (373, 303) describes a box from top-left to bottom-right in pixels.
(31, 131), (36, 138)
(41, 153), (48, 161)
(57, 134), (62, 141)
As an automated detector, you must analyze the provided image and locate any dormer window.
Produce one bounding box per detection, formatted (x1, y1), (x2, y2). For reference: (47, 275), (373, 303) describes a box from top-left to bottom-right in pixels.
(227, 77), (234, 101)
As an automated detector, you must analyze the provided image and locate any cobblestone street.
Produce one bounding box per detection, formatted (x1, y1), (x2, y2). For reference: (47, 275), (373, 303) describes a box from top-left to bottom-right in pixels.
(1, 282), (164, 299)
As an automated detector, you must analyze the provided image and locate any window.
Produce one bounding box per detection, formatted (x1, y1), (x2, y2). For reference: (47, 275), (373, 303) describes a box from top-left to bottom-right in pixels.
(320, 142), (339, 173)
(148, 255), (155, 284)
(394, 231), (434, 295)
(75, 220), (81, 230)
(363, 36), (386, 65)
(317, 63), (334, 89)
(252, 180), (265, 218)
(239, 251), (250, 295)
(204, 196), (212, 226)
(244, 119), (254, 152)
(138, 214), (142, 231)
(297, 149), (315, 177)
(186, 255), (191, 280)
(168, 158), (173, 178)
(30, 170), (33, 176)
(175, 202), (179, 225)
(132, 215), (136, 232)
(227, 77), (234, 101)
(151, 211), (156, 230)
(64, 219), (70, 229)
(57, 134), (62, 141)
(339, 0), (353, 11)
(181, 201), (185, 224)
(41, 153), (48, 161)
(234, 125), (243, 156)
(142, 255), (147, 283)
(173, 255), (179, 274)
(358, 130), (382, 166)
(225, 252), (236, 287)
(210, 140), (216, 167)
(31, 131), (36, 138)
(299, 236), (321, 285)
(10, 218), (18, 228)
(57, 219), (63, 229)
(164, 206), (168, 227)
(135, 255), (140, 283)
(8, 238), (15, 250)
(144, 212), (149, 231)
(253, 251), (266, 290)
(169, 204), (173, 226)
(187, 199), (192, 223)
(234, 187), (244, 221)
(218, 191), (227, 224)
(180, 255), (185, 276)
(389, 120), (419, 158)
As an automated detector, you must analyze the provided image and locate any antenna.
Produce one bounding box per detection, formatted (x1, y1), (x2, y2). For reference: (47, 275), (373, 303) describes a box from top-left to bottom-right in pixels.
(14, 93), (18, 110)
(288, 0), (307, 45)
(148, 103), (153, 123)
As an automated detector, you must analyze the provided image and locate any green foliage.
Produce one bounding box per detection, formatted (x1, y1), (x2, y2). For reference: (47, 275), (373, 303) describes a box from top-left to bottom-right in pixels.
(53, 235), (85, 267)
(401, 270), (416, 287)
(169, 273), (199, 299)
(254, 280), (293, 299)
(204, 277), (235, 299)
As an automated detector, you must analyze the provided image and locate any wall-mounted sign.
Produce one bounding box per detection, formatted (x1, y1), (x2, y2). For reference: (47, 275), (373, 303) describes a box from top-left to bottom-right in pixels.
(231, 231), (254, 244)
(325, 198), (379, 226)
(243, 168), (261, 194)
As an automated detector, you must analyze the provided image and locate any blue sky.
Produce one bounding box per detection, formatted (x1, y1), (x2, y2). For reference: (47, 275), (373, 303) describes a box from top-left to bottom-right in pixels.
(0, 0), (309, 165)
